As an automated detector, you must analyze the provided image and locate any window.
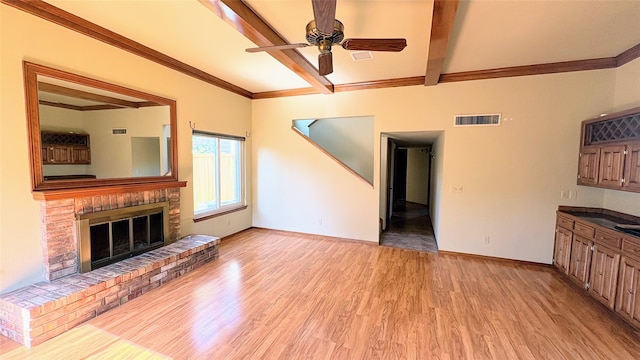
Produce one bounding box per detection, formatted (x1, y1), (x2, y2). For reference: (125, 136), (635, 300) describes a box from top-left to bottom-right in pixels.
(192, 131), (245, 219)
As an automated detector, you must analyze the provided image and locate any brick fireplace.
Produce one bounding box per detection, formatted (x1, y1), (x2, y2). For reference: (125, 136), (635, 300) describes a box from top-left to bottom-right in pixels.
(0, 187), (220, 347)
(41, 189), (181, 281)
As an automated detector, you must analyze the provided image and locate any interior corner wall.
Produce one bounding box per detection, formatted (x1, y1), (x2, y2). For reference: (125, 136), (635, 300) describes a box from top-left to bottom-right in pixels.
(430, 134), (444, 242)
(602, 57), (640, 216)
(0, 6), (252, 293)
(252, 69), (617, 263)
(379, 134), (389, 230)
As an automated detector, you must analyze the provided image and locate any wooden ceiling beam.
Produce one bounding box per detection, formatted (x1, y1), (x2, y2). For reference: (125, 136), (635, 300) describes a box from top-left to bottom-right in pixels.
(424, 0), (460, 86)
(199, 0), (334, 95)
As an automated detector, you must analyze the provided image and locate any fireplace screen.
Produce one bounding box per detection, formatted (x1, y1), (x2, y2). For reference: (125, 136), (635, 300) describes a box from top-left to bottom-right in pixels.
(77, 202), (169, 272)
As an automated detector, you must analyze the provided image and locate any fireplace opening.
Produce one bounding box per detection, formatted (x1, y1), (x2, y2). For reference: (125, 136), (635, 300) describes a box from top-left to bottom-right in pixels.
(77, 202), (170, 272)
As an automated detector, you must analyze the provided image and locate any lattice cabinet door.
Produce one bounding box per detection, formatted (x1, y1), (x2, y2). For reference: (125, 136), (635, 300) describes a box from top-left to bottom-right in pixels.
(624, 142), (640, 191)
(578, 146), (600, 185)
(599, 145), (626, 188)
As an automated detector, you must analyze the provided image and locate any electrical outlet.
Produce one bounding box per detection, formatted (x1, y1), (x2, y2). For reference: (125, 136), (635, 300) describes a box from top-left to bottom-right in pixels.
(484, 236), (490, 244)
(451, 185), (463, 193)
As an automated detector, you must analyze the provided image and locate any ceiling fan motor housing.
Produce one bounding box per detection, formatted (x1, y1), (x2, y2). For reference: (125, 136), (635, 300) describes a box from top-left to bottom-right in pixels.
(306, 19), (344, 46)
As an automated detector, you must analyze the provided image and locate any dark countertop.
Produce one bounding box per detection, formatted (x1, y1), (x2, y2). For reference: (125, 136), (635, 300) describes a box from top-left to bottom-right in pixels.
(558, 206), (640, 238)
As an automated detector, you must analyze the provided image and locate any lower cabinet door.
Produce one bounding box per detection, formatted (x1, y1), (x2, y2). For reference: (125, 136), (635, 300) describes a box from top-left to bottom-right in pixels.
(569, 236), (593, 288)
(588, 243), (620, 309)
(616, 256), (640, 327)
(554, 227), (572, 274)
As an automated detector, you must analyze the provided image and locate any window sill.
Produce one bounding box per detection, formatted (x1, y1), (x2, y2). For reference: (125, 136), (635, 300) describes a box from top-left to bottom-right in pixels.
(193, 205), (248, 223)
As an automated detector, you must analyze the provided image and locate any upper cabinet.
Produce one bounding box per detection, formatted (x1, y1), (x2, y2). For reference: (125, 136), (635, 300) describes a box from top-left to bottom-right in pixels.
(577, 107), (640, 193)
(625, 142), (640, 192)
(41, 131), (90, 165)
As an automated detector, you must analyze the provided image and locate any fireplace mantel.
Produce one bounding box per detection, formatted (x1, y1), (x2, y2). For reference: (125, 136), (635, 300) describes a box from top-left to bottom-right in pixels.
(32, 181), (187, 200)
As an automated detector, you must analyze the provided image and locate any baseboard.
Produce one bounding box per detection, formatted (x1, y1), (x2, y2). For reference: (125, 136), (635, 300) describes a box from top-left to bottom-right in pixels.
(437, 250), (552, 267)
(247, 226), (378, 246)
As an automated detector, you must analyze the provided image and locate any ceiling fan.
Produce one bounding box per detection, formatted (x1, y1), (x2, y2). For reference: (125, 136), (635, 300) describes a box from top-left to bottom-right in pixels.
(245, 0), (407, 76)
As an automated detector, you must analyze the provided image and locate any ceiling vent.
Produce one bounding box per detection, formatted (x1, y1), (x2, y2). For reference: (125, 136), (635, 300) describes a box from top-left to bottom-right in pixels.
(350, 51), (373, 61)
(454, 114), (501, 127)
(111, 128), (127, 135)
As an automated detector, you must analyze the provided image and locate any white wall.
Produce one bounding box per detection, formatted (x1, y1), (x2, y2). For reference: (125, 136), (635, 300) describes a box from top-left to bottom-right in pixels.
(252, 70), (616, 264)
(0, 6), (252, 293)
(406, 148), (430, 205)
(83, 106), (169, 178)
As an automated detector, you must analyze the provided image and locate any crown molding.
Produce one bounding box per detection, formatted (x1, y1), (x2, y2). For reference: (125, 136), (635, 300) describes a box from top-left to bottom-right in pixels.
(4, 0), (639, 100)
(1, 0), (253, 99)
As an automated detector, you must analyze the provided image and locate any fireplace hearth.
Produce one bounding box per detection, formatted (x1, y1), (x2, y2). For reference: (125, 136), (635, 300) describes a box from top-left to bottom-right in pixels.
(0, 188), (205, 347)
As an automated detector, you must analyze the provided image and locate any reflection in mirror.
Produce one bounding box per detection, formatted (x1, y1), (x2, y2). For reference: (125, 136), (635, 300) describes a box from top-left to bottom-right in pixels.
(23, 62), (178, 192)
(292, 116), (374, 184)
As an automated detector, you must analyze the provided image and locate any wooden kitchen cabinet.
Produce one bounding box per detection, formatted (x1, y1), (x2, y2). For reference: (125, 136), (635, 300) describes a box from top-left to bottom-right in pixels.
(624, 141), (640, 191)
(41, 131), (91, 165)
(71, 146), (91, 164)
(578, 107), (640, 193)
(568, 235), (593, 288)
(598, 145), (626, 188)
(554, 207), (640, 331)
(616, 255), (640, 328)
(554, 227), (573, 274)
(588, 243), (620, 309)
(577, 146), (600, 186)
(42, 145), (91, 164)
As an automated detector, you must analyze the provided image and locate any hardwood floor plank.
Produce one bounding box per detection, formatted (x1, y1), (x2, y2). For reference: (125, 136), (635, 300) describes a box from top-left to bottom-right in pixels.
(1, 228), (640, 359)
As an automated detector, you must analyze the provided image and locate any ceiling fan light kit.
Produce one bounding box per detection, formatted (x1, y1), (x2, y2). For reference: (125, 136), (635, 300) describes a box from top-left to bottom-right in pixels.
(246, 0), (407, 76)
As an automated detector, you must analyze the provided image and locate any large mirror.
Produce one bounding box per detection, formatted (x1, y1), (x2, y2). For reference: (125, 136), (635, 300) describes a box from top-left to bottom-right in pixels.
(23, 62), (179, 193)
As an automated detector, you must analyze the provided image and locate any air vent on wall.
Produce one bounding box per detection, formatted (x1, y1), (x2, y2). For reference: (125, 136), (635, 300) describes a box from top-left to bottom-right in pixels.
(454, 114), (501, 127)
(112, 128), (127, 135)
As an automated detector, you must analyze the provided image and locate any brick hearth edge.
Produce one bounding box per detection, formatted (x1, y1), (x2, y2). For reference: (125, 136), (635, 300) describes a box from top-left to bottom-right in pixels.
(0, 234), (220, 347)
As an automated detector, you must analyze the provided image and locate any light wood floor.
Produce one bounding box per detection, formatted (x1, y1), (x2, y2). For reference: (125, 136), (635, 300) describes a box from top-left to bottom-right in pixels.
(1, 228), (639, 359)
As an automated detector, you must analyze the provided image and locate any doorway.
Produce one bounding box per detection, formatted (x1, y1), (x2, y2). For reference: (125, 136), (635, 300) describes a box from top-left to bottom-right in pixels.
(380, 132), (441, 253)
(131, 137), (161, 176)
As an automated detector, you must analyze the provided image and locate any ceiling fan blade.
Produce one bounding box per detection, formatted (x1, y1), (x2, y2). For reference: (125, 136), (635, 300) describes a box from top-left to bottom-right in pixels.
(318, 52), (333, 76)
(312, 0), (337, 36)
(246, 43), (311, 53)
(341, 38), (407, 52)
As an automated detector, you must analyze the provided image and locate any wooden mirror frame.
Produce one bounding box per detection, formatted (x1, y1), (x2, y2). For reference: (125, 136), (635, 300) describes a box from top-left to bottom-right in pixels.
(24, 61), (185, 200)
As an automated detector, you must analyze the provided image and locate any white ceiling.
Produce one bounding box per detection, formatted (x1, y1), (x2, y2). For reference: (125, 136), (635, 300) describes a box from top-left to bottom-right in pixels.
(44, 0), (640, 94)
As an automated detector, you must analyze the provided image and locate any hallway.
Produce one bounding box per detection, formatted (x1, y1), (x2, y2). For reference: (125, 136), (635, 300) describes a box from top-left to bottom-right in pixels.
(380, 200), (438, 252)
